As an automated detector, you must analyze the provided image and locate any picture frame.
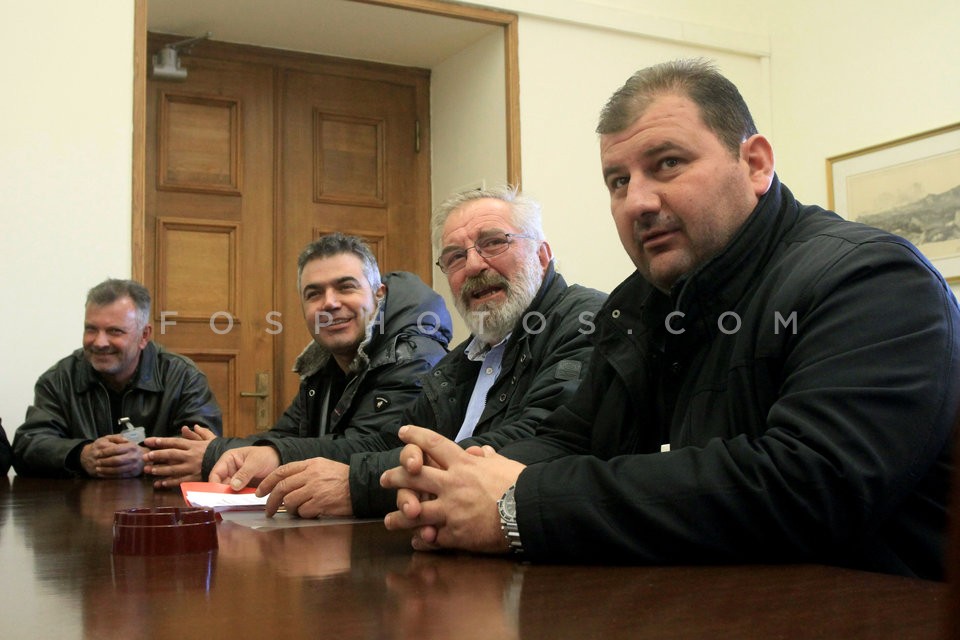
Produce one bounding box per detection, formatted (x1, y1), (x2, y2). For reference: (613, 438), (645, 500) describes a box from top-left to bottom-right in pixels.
(826, 122), (960, 283)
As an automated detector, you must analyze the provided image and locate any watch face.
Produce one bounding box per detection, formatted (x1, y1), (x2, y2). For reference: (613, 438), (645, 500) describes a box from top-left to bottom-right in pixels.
(498, 484), (523, 553)
(499, 485), (518, 521)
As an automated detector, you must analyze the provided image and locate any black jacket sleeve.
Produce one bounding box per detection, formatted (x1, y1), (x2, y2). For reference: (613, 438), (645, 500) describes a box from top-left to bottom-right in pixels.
(513, 243), (959, 578)
(0, 421), (12, 476)
(347, 286), (606, 517)
(201, 335), (443, 478)
(13, 372), (94, 477)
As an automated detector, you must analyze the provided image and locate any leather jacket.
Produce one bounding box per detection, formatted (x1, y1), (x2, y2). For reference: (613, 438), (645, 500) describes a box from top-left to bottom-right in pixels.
(13, 342), (222, 477)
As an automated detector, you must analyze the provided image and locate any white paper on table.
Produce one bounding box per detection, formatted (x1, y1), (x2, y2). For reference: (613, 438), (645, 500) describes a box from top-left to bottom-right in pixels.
(183, 488), (269, 511)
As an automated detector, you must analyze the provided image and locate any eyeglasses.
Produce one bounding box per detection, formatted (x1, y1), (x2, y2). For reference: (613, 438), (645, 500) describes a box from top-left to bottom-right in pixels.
(435, 233), (535, 274)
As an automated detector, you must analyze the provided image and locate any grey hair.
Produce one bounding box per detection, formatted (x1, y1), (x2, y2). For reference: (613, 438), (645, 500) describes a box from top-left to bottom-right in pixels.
(86, 279), (151, 329)
(297, 233), (382, 292)
(596, 58), (758, 157)
(431, 184), (545, 253)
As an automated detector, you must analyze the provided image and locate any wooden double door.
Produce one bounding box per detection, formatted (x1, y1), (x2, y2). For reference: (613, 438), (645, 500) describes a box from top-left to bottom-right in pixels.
(144, 35), (432, 436)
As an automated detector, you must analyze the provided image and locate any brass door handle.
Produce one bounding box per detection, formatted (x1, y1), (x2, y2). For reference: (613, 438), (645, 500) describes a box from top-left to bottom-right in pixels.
(240, 372), (271, 428)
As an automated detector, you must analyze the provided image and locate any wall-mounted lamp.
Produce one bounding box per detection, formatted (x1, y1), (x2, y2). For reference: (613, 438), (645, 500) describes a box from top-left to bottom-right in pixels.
(150, 32), (212, 82)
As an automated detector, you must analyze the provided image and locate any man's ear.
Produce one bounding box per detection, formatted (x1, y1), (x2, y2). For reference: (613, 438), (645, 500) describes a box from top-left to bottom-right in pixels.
(537, 241), (553, 270)
(374, 283), (386, 302)
(139, 323), (153, 349)
(741, 134), (775, 197)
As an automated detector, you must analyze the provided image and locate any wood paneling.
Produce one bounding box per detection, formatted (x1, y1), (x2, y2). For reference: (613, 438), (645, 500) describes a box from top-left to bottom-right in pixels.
(314, 112), (384, 205)
(132, 0), (147, 283)
(178, 350), (238, 437)
(146, 46), (275, 434)
(312, 227), (386, 271)
(158, 93), (241, 194)
(146, 35), (433, 433)
(279, 66), (428, 406)
(135, 0), (523, 283)
(155, 218), (238, 322)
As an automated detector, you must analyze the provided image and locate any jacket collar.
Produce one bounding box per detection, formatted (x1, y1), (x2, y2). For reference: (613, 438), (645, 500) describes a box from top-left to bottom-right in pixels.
(73, 341), (163, 393)
(604, 176), (797, 338)
(671, 174), (793, 319)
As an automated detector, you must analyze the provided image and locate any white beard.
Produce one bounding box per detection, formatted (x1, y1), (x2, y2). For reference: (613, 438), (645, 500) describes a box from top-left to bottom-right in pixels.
(454, 255), (543, 345)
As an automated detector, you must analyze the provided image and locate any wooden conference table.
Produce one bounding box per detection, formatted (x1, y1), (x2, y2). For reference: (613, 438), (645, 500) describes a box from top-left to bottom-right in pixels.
(0, 475), (951, 639)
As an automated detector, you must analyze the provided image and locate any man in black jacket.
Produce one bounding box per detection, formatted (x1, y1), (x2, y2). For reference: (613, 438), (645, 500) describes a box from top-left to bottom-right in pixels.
(0, 420), (12, 476)
(380, 59), (960, 580)
(210, 186), (606, 518)
(13, 279), (222, 478)
(143, 233), (452, 488)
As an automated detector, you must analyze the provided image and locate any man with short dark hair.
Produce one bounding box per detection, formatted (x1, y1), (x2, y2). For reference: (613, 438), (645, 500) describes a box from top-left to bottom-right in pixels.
(143, 233), (453, 488)
(381, 59), (960, 580)
(210, 187), (607, 518)
(13, 279), (222, 478)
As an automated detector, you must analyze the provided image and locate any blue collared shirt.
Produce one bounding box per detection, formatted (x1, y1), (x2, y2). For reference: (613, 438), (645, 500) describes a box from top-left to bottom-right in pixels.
(454, 334), (510, 442)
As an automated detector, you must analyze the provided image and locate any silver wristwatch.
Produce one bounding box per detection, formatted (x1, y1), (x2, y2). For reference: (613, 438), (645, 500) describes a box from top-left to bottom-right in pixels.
(497, 483), (523, 554)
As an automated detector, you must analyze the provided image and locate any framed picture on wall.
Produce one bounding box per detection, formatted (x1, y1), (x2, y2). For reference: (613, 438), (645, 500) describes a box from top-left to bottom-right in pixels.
(827, 122), (960, 282)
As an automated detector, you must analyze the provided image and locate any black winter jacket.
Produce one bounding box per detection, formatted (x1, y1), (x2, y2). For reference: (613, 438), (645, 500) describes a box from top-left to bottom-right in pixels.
(14, 342), (222, 477)
(272, 263), (607, 516)
(0, 421), (12, 476)
(501, 177), (959, 580)
(202, 271), (452, 477)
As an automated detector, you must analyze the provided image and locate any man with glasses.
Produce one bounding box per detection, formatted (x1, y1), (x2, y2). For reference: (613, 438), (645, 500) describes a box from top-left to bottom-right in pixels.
(210, 186), (607, 518)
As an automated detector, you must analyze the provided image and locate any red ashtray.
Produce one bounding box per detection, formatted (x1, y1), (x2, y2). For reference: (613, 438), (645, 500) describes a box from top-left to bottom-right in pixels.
(112, 506), (219, 555)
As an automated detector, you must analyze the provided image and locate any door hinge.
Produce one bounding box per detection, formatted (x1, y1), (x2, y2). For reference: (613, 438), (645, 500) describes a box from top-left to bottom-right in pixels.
(415, 119), (421, 153)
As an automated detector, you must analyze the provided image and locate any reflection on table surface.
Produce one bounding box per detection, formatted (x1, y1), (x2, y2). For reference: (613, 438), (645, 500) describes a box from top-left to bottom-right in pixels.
(0, 475), (951, 639)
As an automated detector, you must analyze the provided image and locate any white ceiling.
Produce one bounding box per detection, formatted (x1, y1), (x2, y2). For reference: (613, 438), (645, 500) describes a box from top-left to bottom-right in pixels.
(147, 0), (500, 69)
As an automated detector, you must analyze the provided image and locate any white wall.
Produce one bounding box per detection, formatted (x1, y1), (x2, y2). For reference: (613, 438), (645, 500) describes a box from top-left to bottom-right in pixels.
(0, 1), (134, 440)
(426, 0), (774, 318)
(492, 0), (960, 294)
(513, 16), (769, 295)
(430, 30), (508, 343)
(766, 0), (960, 207)
(766, 0), (960, 295)
(431, 30), (508, 202)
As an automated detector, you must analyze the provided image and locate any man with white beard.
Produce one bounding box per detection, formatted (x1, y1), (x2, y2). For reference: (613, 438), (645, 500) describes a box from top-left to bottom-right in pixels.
(210, 185), (607, 518)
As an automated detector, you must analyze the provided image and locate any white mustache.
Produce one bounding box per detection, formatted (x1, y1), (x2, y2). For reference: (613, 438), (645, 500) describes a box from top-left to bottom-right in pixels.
(460, 273), (509, 303)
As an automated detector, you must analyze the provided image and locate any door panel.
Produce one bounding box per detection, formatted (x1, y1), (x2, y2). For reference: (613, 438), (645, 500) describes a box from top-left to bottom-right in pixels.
(145, 36), (431, 435)
(278, 68), (430, 407)
(146, 52), (275, 437)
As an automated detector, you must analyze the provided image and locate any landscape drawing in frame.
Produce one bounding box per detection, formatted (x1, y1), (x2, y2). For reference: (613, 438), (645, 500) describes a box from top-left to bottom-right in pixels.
(827, 122), (960, 282)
